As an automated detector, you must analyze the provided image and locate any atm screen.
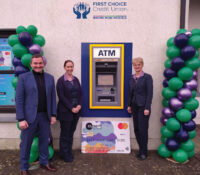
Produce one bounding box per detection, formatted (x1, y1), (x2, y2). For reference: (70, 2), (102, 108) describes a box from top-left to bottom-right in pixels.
(97, 74), (114, 86)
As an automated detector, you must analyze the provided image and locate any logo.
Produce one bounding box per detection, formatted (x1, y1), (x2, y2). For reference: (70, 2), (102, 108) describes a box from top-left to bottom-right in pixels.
(73, 2), (90, 19)
(118, 123), (128, 129)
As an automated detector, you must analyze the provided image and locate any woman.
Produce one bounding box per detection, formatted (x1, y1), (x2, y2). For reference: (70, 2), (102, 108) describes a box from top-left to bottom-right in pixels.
(56, 60), (82, 162)
(127, 57), (153, 160)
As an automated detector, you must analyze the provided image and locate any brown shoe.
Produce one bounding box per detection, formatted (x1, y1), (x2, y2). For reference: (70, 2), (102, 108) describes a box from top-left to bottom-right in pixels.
(20, 170), (29, 175)
(40, 164), (57, 172)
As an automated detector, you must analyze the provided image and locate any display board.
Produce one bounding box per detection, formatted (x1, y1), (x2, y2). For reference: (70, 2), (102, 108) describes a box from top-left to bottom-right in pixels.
(81, 121), (130, 153)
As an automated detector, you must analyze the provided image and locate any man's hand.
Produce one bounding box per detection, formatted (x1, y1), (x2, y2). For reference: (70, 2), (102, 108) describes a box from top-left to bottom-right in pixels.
(127, 106), (132, 114)
(144, 109), (150, 116)
(51, 116), (56, 125)
(19, 120), (29, 130)
(72, 108), (79, 113)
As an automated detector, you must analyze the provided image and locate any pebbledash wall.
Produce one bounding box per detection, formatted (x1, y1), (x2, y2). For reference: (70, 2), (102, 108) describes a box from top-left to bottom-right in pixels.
(0, 0), (198, 150)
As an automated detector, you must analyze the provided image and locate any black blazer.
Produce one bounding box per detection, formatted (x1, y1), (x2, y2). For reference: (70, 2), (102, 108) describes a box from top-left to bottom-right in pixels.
(56, 75), (82, 121)
(128, 73), (153, 110)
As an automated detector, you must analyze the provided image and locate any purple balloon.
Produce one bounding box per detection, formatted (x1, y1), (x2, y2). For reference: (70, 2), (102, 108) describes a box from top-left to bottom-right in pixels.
(171, 57), (185, 71)
(169, 97), (183, 111)
(162, 107), (175, 118)
(14, 65), (29, 76)
(166, 138), (179, 151)
(12, 57), (22, 67)
(184, 79), (198, 90)
(192, 71), (197, 79)
(177, 88), (192, 101)
(29, 44), (41, 54)
(174, 33), (189, 48)
(160, 115), (168, 125)
(176, 128), (189, 142)
(163, 79), (168, 87)
(181, 46), (196, 60)
(19, 32), (33, 46)
(42, 56), (47, 66)
(191, 110), (196, 119)
(183, 120), (196, 131)
(163, 68), (176, 80)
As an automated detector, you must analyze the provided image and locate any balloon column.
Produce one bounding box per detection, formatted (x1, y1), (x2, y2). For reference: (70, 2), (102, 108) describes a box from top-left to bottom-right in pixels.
(158, 28), (200, 163)
(10, 25), (53, 163)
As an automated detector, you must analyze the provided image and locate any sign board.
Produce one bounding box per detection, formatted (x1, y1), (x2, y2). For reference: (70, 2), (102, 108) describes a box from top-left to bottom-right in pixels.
(81, 121), (130, 153)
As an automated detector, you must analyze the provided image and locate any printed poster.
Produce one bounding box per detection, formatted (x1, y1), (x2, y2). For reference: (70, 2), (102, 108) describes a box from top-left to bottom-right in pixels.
(82, 121), (130, 153)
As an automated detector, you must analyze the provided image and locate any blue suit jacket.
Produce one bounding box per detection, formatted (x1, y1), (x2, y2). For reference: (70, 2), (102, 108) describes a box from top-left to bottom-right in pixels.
(128, 73), (153, 110)
(16, 71), (56, 123)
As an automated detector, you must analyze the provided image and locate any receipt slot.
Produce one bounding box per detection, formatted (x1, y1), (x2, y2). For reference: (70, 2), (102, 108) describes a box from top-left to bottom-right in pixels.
(90, 44), (124, 109)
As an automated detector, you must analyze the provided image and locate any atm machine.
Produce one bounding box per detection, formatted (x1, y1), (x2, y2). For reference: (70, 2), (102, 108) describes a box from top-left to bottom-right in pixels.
(89, 44), (124, 109)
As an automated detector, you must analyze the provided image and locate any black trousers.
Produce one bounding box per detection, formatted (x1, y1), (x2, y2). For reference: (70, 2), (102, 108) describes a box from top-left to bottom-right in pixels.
(132, 105), (150, 156)
(59, 116), (79, 160)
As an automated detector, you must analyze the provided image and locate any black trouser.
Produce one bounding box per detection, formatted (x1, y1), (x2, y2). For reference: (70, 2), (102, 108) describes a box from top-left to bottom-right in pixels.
(59, 116), (79, 160)
(132, 105), (150, 156)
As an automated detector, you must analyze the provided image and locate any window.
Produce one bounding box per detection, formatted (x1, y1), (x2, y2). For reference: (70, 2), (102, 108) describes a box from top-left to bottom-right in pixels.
(0, 29), (16, 113)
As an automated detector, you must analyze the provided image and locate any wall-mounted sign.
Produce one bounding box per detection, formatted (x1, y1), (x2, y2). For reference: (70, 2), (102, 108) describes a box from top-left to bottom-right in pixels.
(0, 74), (15, 106)
(0, 38), (14, 71)
(81, 121), (130, 153)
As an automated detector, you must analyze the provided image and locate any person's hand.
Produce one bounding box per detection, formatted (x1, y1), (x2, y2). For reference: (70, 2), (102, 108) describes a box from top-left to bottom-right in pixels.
(72, 108), (78, 113)
(127, 106), (132, 114)
(51, 117), (56, 125)
(144, 109), (150, 116)
(19, 120), (29, 130)
(76, 105), (81, 112)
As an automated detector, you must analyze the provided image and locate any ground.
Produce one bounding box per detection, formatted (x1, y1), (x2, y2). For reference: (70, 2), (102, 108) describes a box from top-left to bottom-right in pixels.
(0, 126), (199, 175)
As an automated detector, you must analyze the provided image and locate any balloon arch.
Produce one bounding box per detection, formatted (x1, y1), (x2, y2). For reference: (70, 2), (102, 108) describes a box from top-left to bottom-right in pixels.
(158, 28), (200, 163)
(9, 25), (54, 163)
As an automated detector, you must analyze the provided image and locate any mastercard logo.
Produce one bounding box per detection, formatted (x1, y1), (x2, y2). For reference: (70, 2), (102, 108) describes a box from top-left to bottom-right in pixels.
(118, 123), (128, 129)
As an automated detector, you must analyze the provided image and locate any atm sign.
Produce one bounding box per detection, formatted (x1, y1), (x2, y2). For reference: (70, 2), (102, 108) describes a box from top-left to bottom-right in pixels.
(93, 47), (121, 58)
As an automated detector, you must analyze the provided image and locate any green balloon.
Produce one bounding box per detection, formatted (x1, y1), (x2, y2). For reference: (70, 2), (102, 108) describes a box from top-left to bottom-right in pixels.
(166, 46), (180, 59)
(172, 149), (188, 163)
(161, 136), (167, 144)
(177, 29), (187, 34)
(192, 90), (197, 98)
(21, 53), (32, 68)
(180, 139), (195, 152)
(12, 76), (18, 88)
(189, 35), (200, 49)
(177, 67), (193, 81)
(17, 121), (21, 130)
(166, 118), (180, 131)
(33, 35), (45, 47)
(12, 43), (28, 58)
(162, 99), (169, 107)
(168, 77), (183, 91)
(161, 126), (174, 138)
(167, 37), (174, 47)
(48, 145), (54, 160)
(188, 130), (196, 139)
(184, 98), (199, 111)
(31, 137), (39, 152)
(27, 25), (38, 36)
(158, 144), (171, 158)
(8, 34), (19, 47)
(29, 150), (39, 163)
(185, 57), (200, 70)
(195, 51), (199, 57)
(187, 150), (195, 158)
(176, 109), (191, 123)
(191, 28), (200, 36)
(16, 25), (27, 34)
(162, 87), (176, 100)
(164, 59), (171, 68)
(41, 49), (44, 56)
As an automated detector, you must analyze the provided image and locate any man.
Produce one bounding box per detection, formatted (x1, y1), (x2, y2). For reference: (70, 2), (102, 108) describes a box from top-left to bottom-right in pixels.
(16, 54), (57, 175)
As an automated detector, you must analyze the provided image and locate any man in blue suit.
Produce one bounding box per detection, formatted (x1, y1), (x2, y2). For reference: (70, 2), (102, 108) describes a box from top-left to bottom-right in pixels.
(16, 54), (57, 175)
